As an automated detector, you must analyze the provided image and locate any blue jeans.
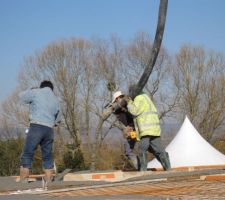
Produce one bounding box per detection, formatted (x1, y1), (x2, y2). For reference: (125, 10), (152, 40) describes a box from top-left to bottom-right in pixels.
(20, 123), (54, 169)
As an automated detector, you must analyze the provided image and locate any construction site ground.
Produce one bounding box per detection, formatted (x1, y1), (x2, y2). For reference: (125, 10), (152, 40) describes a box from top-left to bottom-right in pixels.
(1, 168), (225, 199)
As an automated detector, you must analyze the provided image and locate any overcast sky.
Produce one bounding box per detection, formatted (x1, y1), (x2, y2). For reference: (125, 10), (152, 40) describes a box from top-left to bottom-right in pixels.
(0, 0), (225, 101)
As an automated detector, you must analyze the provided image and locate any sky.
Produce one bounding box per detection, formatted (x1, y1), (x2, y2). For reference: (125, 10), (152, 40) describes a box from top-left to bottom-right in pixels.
(0, 0), (225, 101)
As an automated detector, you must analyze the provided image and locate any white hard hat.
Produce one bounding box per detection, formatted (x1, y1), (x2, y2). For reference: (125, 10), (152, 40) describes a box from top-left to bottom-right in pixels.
(112, 91), (124, 103)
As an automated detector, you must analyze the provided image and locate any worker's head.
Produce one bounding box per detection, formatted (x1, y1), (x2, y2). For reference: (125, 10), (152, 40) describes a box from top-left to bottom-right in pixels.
(40, 80), (54, 91)
(112, 91), (124, 103)
(128, 84), (139, 99)
(112, 91), (128, 109)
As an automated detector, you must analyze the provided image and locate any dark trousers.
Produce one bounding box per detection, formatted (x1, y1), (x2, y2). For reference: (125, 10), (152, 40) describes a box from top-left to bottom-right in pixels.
(139, 136), (164, 156)
(139, 136), (171, 171)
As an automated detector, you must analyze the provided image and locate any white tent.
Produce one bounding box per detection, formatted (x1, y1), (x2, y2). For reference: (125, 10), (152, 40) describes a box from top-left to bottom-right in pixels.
(147, 116), (225, 170)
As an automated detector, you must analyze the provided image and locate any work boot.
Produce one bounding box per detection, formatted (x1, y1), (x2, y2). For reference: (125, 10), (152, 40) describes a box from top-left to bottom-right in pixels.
(139, 153), (148, 171)
(44, 169), (54, 183)
(158, 152), (171, 171)
(43, 169), (54, 189)
(19, 166), (29, 183)
(127, 155), (139, 170)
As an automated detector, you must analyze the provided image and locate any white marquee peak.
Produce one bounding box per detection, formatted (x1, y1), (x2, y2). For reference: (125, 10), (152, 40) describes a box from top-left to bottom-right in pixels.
(147, 116), (225, 169)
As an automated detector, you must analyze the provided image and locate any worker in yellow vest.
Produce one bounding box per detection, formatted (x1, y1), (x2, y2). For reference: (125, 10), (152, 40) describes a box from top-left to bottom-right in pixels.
(125, 85), (171, 171)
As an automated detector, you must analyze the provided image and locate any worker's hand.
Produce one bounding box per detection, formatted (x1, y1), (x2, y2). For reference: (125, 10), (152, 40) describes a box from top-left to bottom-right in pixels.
(123, 126), (133, 138)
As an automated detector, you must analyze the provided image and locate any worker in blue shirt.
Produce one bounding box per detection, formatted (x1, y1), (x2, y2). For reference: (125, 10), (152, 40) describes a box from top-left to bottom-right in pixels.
(19, 80), (61, 184)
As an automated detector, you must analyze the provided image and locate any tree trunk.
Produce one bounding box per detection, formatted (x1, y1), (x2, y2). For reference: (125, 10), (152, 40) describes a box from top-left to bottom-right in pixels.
(90, 106), (113, 171)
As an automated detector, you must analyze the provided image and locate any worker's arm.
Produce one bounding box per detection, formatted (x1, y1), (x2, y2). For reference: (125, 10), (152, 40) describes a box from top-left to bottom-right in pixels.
(19, 89), (36, 105)
(127, 95), (145, 117)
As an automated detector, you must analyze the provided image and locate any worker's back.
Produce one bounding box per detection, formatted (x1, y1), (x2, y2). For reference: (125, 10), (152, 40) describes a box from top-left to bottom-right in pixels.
(19, 87), (60, 127)
(127, 93), (160, 138)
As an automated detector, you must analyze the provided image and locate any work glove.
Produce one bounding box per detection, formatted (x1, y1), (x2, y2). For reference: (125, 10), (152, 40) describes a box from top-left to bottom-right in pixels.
(123, 126), (133, 138)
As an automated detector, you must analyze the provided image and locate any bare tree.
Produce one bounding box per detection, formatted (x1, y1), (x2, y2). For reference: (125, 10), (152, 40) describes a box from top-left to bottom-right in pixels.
(0, 90), (28, 139)
(89, 0), (168, 170)
(91, 0), (168, 170)
(2, 3), (169, 169)
(172, 44), (225, 142)
(17, 39), (95, 167)
(16, 37), (125, 170)
(90, 36), (125, 170)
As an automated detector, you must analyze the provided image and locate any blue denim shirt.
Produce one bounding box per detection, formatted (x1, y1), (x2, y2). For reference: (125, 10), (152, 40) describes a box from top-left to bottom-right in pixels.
(19, 87), (61, 128)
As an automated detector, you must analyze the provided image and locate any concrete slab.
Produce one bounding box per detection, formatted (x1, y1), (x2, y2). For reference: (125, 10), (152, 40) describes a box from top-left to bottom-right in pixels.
(2, 168), (225, 195)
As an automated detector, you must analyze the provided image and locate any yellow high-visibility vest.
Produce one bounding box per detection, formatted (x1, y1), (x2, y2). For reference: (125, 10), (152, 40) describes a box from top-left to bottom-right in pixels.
(127, 93), (161, 140)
